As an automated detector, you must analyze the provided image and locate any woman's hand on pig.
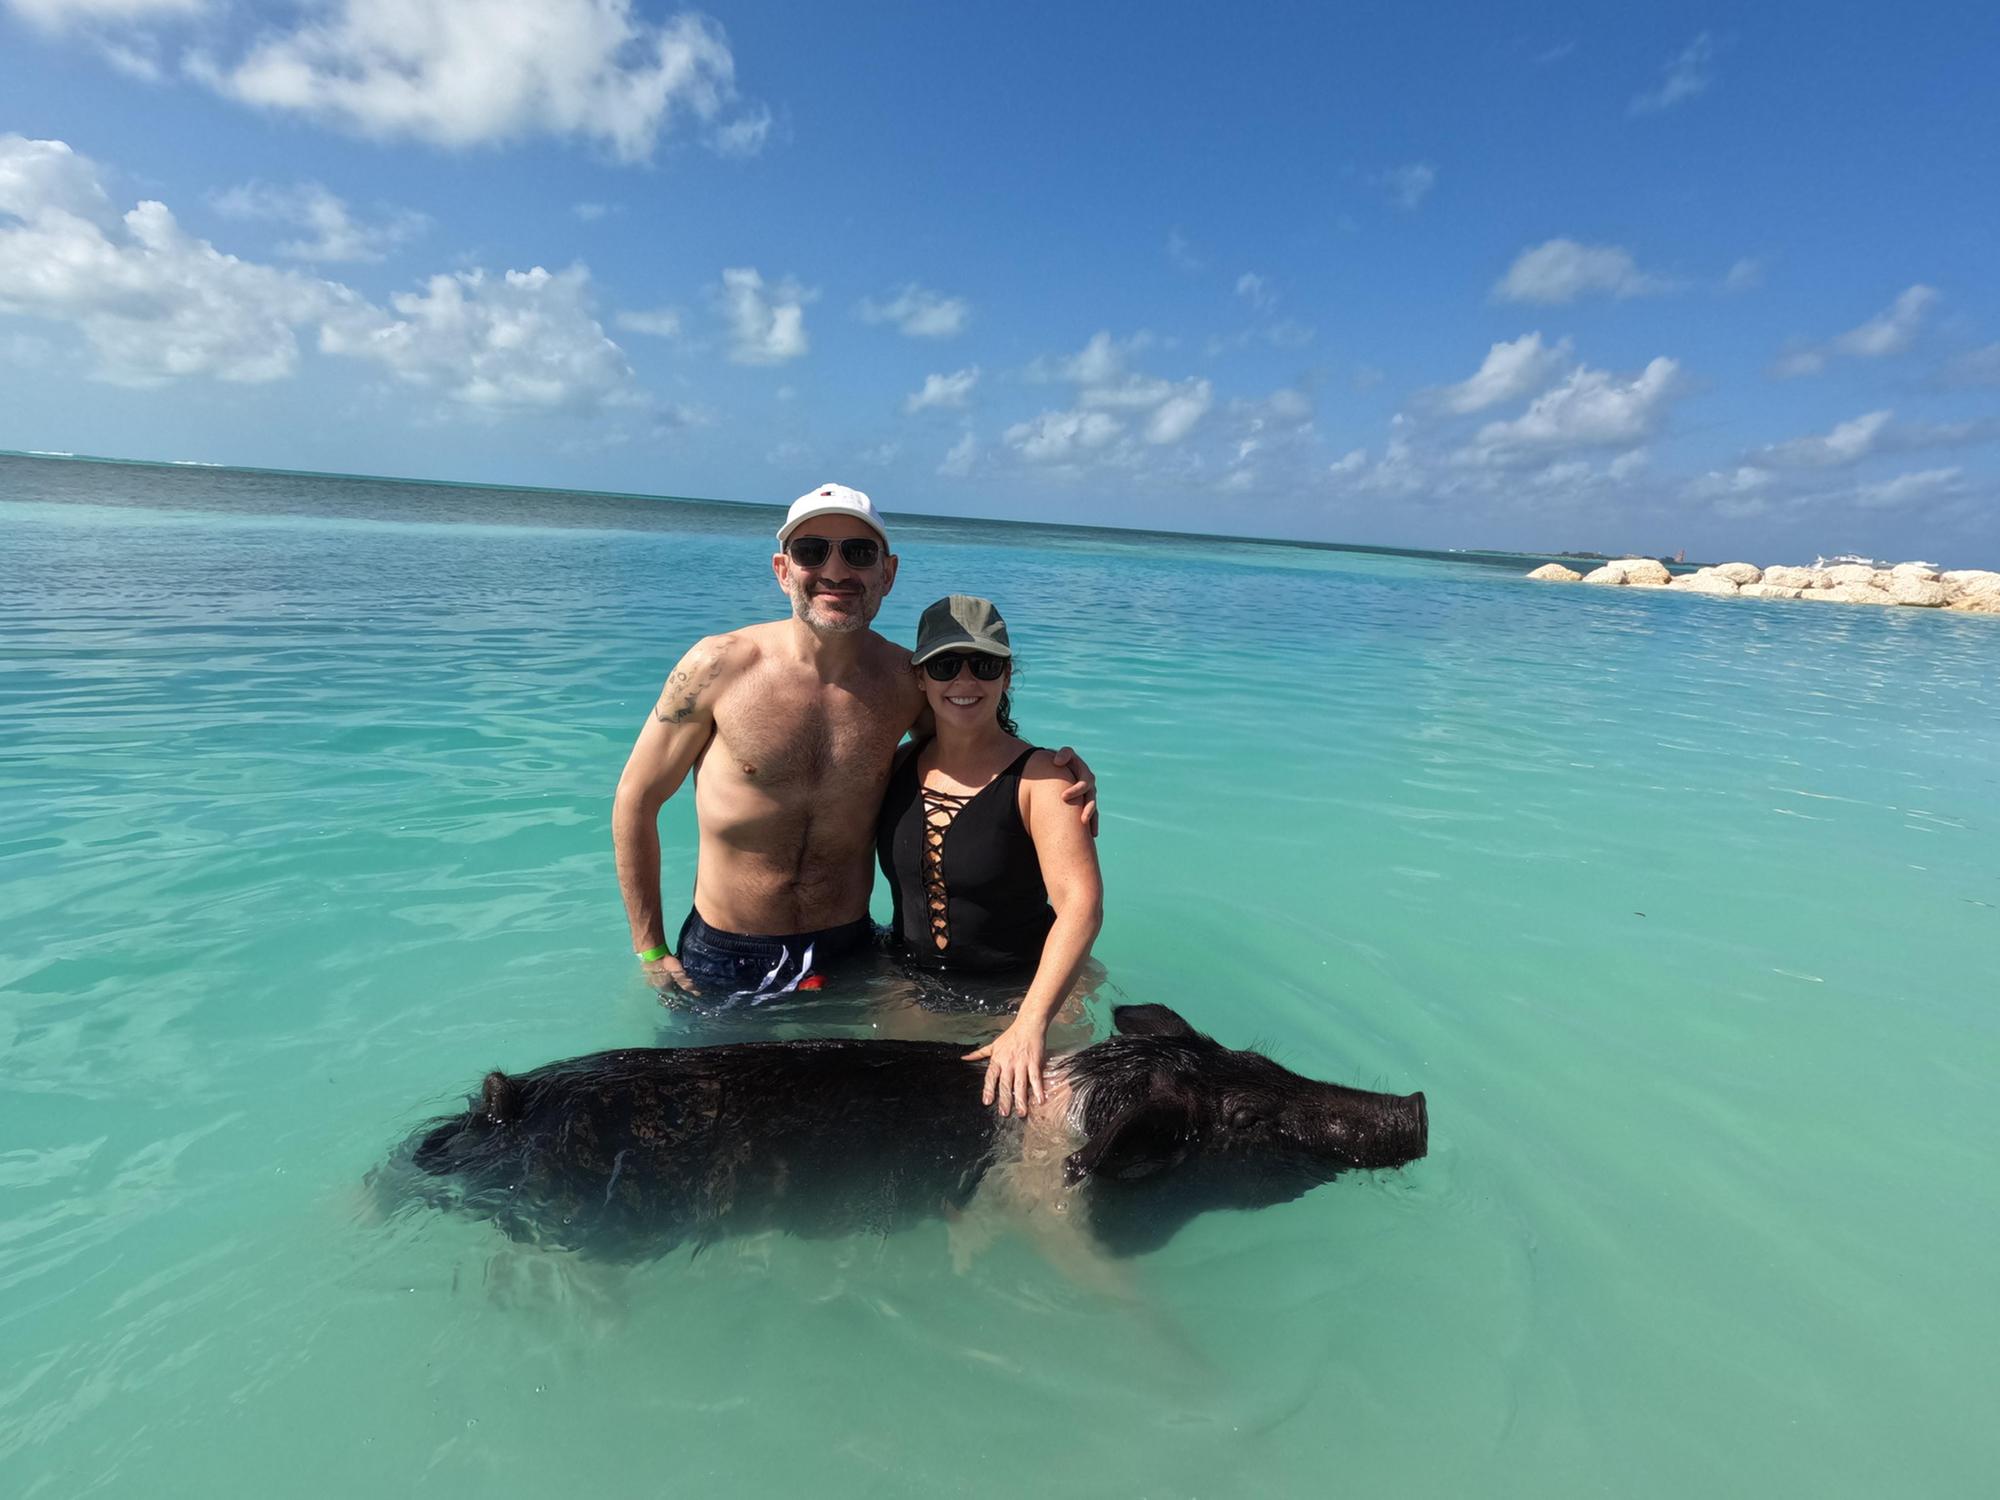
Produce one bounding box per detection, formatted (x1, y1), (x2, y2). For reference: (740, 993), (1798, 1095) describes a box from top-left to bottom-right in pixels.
(963, 1021), (1046, 1118)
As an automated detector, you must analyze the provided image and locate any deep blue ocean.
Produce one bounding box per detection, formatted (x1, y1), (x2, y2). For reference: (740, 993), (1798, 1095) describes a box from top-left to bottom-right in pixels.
(2, 454), (1996, 1497)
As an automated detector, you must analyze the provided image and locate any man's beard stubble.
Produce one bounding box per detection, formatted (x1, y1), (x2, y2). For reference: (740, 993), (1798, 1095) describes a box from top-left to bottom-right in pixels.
(790, 577), (879, 635)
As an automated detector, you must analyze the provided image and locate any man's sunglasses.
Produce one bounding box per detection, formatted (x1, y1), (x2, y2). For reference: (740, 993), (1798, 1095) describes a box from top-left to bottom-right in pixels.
(922, 652), (1009, 682)
(785, 535), (882, 569)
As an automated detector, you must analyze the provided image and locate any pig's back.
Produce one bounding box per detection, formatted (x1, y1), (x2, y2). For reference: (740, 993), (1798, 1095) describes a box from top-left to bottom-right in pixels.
(501, 1039), (1001, 1252)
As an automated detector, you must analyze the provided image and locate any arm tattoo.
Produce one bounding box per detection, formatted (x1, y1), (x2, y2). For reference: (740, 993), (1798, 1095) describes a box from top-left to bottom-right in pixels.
(654, 659), (723, 725)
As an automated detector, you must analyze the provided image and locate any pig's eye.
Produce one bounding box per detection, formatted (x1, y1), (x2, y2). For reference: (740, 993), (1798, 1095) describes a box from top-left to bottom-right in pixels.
(1227, 1104), (1262, 1132)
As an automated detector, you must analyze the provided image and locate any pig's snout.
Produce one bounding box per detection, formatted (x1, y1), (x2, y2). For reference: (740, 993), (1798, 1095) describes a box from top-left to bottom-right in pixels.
(1398, 1090), (1428, 1161)
(1329, 1088), (1427, 1171)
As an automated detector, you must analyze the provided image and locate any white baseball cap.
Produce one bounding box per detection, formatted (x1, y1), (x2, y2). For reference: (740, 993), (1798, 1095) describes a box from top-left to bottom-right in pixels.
(776, 483), (889, 546)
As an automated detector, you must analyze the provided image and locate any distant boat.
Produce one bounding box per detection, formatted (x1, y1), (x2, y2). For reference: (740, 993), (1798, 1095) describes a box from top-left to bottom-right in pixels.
(1813, 553), (1884, 568)
(26, 450), (75, 458)
(170, 460), (224, 467)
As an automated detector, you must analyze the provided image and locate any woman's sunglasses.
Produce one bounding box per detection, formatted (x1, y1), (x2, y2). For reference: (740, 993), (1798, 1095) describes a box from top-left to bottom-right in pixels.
(922, 652), (1009, 682)
(785, 535), (882, 569)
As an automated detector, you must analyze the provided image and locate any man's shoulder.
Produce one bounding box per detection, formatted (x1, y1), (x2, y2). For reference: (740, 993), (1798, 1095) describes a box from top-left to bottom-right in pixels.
(680, 625), (770, 672)
(863, 628), (915, 669)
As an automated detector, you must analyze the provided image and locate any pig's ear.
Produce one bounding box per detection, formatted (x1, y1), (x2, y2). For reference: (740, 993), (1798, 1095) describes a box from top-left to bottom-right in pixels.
(1063, 1100), (1193, 1186)
(1112, 1004), (1198, 1039)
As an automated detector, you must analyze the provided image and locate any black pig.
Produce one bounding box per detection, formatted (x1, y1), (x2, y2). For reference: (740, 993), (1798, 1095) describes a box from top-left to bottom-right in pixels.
(378, 1004), (1427, 1259)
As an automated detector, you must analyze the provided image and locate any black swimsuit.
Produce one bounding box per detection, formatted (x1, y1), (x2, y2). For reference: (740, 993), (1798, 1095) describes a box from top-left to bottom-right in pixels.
(875, 745), (1055, 974)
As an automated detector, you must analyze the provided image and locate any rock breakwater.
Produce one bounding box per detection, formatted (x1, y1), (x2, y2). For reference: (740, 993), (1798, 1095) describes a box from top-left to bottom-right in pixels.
(1526, 559), (2000, 614)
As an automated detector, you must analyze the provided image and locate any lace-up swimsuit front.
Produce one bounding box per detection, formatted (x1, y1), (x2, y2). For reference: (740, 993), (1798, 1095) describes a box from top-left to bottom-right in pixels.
(875, 745), (1054, 974)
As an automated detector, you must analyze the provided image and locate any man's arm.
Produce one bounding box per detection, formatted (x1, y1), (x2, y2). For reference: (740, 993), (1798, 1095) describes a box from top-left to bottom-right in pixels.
(612, 637), (733, 990)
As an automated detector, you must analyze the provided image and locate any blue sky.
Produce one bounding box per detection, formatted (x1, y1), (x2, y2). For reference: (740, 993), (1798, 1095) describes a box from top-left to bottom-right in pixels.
(2, 2), (1997, 562)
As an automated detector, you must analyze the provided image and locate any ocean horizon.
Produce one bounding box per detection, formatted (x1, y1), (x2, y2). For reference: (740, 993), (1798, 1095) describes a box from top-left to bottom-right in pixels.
(0, 447), (1713, 575)
(4, 457), (1996, 1497)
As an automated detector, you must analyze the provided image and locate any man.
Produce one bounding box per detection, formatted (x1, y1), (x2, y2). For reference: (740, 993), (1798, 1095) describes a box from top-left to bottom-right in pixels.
(613, 483), (1094, 997)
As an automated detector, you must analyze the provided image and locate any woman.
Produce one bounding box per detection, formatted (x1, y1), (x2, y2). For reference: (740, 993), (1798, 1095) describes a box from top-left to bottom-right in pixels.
(877, 595), (1104, 1119)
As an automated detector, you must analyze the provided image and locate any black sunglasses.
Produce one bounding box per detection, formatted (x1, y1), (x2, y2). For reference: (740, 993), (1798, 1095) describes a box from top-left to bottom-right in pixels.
(922, 652), (1009, 682)
(785, 535), (882, 569)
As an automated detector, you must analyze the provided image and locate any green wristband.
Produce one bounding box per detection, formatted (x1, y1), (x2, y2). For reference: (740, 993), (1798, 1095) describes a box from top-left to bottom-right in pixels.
(636, 944), (670, 963)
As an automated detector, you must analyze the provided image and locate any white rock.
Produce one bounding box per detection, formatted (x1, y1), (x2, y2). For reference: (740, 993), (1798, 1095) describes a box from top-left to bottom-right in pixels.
(1761, 565), (1819, 590)
(1739, 583), (1804, 601)
(1808, 583), (1893, 605)
(1825, 563), (1882, 588)
(1884, 574), (1947, 607)
(1581, 565), (1623, 585)
(1890, 562), (1941, 582)
(1527, 563), (1583, 581)
(1673, 571), (1740, 596)
(1941, 571), (2000, 605)
(1946, 591), (2000, 615)
(1711, 562), (1762, 585)
(1610, 557), (1673, 586)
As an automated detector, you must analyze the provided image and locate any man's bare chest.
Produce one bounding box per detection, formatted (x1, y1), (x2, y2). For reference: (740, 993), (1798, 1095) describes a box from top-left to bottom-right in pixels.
(710, 674), (912, 793)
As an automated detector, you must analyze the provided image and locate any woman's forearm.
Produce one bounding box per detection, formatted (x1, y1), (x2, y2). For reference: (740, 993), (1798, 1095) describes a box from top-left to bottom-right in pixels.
(1015, 901), (1103, 1032)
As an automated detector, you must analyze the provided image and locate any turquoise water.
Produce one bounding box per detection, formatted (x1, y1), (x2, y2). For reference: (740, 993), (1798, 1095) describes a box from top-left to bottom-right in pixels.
(3, 455), (1996, 1497)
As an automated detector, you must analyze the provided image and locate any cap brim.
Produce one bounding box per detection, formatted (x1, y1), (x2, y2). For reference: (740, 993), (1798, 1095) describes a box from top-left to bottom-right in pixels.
(911, 637), (1011, 665)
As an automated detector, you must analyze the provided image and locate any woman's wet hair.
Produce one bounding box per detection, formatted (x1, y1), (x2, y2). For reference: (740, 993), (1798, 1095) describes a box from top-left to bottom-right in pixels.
(996, 659), (1018, 737)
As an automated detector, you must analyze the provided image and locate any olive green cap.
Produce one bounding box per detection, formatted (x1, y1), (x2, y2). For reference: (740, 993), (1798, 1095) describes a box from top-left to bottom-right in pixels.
(912, 594), (1012, 665)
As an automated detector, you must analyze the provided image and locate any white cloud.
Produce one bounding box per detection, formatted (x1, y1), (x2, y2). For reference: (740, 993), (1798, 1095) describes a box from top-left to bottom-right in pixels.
(321, 264), (635, 411)
(1684, 465), (1773, 503)
(1077, 374), (1180, 411)
(1471, 357), (1682, 457)
(938, 430), (977, 477)
(1437, 332), (1570, 413)
(1165, 229), (1202, 271)
(1016, 331), (1214, 464)
(211, 181), (428, 263)
(905, 366), (979, 412)
(1383, 162), (1436, 210)
(1773, 285), (1939, 377)
(1752, 407), (1998, 468)
(858, 283), (969, 338)
(1852, 467), (1961, 509)
(1032, 329), (1158, 386)
(1939, 343), (2000, 387)
(1145, 379), (1212, 445)
(1833, 285), (1939, 358)
(0, 134), (345, 384)
(1494, 239), (1673, 303)
(615, 306), (681, 337)
(1004, 409), (1121, 463)
(1724, 257), (1764, 292)
(1, 133), (652, 417)
(5, 0), (205, 25)
(1630, 32), (1716, 115)
(193, 1), (764, 162)
(1607, 448), (1648, 481)
(1235, 272), (1275, 310)
(716, 266), (811, 364)
(708, 104), (773, 158)
(1329, 448), (1367, 476)
(1754, 410), (1893, 469)
(573, 201), (611, 221)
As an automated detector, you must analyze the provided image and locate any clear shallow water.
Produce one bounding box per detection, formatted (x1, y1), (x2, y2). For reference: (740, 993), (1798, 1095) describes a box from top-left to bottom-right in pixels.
(3, 455), (1996, 1497)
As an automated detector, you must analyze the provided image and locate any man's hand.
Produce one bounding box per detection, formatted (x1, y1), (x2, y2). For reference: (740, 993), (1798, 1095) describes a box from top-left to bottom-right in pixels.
(642, 952), (699, 996)
(1050, 746), (1098, 838)
(963, 1020), (1047, 1118)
